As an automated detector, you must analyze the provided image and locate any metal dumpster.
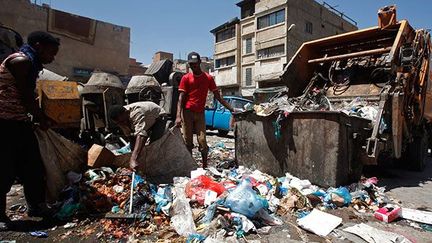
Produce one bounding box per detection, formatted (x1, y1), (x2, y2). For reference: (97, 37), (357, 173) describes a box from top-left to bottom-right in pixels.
(235, 111), (372, 187)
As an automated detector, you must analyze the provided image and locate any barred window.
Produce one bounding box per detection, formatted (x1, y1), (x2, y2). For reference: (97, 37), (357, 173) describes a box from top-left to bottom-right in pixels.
(257, 44), (284, 59)
(216, 27), (235, 42)
(215, 56), (235, 68)
(245, 68), (252, 86)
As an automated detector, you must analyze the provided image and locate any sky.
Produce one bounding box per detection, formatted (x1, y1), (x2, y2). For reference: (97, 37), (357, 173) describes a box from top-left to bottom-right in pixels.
(42, 0), (432, 65)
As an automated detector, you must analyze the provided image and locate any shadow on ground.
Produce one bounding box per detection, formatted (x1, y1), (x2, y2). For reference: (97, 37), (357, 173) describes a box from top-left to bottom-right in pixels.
(206, 130), (234, 139)
(367, 158), (432, 191)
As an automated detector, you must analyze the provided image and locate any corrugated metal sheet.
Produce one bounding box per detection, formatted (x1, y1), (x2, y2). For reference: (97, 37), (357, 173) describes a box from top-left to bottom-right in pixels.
(145, 59), (173, 84)
(38, 68), (68, 81)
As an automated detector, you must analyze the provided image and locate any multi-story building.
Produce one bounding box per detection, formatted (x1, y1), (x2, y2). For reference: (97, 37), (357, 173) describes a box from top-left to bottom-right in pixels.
(0, 0), (131, 82)
(211, 0), (358, 97)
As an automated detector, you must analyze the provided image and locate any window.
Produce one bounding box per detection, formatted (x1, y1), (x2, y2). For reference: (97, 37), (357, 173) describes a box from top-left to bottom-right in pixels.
(257, 44), (285, 59)
(231, 99), (250, 111)
(257, 9), (285, 29)
(245, 68), (252, 86)
(245, 38), (252, 54)
(305, 21), (313, 34)
(216, 27), (235, 42)
(215, 56), (235, 68)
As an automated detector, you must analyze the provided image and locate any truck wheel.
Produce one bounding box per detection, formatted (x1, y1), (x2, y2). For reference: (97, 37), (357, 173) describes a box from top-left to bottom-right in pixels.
(406, 132), (428, 171)
(218, 130), (229, 137)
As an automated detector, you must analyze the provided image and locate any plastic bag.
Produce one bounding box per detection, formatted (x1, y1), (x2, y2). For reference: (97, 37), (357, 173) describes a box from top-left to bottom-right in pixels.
(35, 129), (86, 202)
(185, 176), (226, 205)
(170, 185), (197, 236)
(199, 203), (217, 225)
(224, 179), (268, 218)
(137, 127), (198, 184)
(324, 187), (352, 208)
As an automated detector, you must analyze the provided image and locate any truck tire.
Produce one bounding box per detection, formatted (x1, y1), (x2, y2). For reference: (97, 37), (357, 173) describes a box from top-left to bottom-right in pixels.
(406, 132), (428, 171)
(218, 130), (229, 137)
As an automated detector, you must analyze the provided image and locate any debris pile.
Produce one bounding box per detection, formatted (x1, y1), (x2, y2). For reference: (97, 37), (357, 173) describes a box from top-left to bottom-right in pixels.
(48, 158), (423, 242)
(253, 91), (379, 123)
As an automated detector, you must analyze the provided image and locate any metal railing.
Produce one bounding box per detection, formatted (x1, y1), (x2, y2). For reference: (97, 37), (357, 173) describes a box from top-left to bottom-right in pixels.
(322, 1), (358, 26)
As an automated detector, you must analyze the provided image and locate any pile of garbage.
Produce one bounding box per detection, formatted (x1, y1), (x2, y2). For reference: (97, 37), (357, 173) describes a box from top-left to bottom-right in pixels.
(253, 91), (379, 123)
(193, 138), (236, 169)
(49, 159), (427, 242)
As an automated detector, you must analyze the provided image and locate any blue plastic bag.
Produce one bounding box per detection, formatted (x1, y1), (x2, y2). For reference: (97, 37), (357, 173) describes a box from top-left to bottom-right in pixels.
(153, 186), (172, 213)
(324, 187), (352, 208)
(224, 179), (268, 218)
(198, 203), (217, 225)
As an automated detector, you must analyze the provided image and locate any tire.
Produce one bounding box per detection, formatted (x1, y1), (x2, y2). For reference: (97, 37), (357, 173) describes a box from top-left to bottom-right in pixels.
(405, 132), (428, 171)
(218, 129), (229, 137)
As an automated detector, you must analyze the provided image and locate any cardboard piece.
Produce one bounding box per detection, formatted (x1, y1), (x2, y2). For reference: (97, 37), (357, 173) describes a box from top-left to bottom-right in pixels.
(88, 144), (115, 168)
(401, 208), (432, 225)
(343, 223), (411, 243)
(297, 209), (342, 237)
(374, 204), (401, 223)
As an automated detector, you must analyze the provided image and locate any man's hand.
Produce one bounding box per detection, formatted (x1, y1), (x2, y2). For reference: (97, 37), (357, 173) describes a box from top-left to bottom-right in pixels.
(175, 116), (182, 127)
(130, 158), (139, 171)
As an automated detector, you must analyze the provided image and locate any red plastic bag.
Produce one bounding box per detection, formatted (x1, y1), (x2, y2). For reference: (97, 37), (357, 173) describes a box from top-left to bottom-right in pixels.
(185, 176), (226, 205)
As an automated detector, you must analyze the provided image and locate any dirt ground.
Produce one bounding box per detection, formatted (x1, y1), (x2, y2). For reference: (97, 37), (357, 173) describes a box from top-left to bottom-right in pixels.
(1, 132), (432, 242)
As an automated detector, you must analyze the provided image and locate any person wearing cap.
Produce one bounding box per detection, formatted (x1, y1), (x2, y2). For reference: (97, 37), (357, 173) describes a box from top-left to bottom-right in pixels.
(175, 52), (234, 168)
(0, 31), (60, 230)
(109, 101), (168, 171)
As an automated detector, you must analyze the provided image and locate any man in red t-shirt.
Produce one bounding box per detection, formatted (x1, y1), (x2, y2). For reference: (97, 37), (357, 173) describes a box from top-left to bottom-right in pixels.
(175, 52), (234, 168)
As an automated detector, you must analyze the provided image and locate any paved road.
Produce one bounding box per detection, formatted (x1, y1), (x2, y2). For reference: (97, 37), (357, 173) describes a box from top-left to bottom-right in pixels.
(379, 158), (432, 210)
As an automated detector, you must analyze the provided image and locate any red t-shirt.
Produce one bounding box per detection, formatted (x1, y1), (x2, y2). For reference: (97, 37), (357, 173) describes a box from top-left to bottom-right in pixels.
(178, 72), (217, 113)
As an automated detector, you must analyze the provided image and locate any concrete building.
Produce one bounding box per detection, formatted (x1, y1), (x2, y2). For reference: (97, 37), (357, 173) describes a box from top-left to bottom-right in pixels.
(152, 51), (174, 63)
(128, 58), (147, 76)
(0, 0), (130, 82)
(211, 0), (358, 97)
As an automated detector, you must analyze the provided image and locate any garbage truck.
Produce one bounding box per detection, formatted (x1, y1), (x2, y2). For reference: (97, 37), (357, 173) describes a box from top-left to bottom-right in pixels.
(235, 6), (431, 187)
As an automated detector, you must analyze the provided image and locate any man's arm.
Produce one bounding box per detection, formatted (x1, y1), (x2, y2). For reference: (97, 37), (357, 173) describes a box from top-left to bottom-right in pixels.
(213, 90), (234, 112)
(175, 92), (186, 127)
(130, 134), (147, 171)
(8, 57), (49, 129)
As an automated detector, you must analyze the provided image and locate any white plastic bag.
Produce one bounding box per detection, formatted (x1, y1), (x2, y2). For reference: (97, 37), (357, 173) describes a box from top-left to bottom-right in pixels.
(170, 185), (196, 236)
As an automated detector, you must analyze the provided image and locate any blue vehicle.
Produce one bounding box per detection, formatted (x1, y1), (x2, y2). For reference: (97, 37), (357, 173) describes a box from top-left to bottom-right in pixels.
(205, 96), (253, 136)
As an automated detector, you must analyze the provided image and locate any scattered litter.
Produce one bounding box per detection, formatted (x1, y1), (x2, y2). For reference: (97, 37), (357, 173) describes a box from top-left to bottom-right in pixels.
(185, 175), (226, 205)
(170, 185), (197, 236)
(257, 226), (272, 235)
(343, 223), (412, 243)
(30, 231), (48, 238)
(374, 204), (401, 223)
(11, 131), (407, 241)
(191, 168), (207, 179)
(421, 223), (432, 232)
(63, 222), (77, 229)
(224, 179), (268, 218)
(297, 209), (342, 237)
